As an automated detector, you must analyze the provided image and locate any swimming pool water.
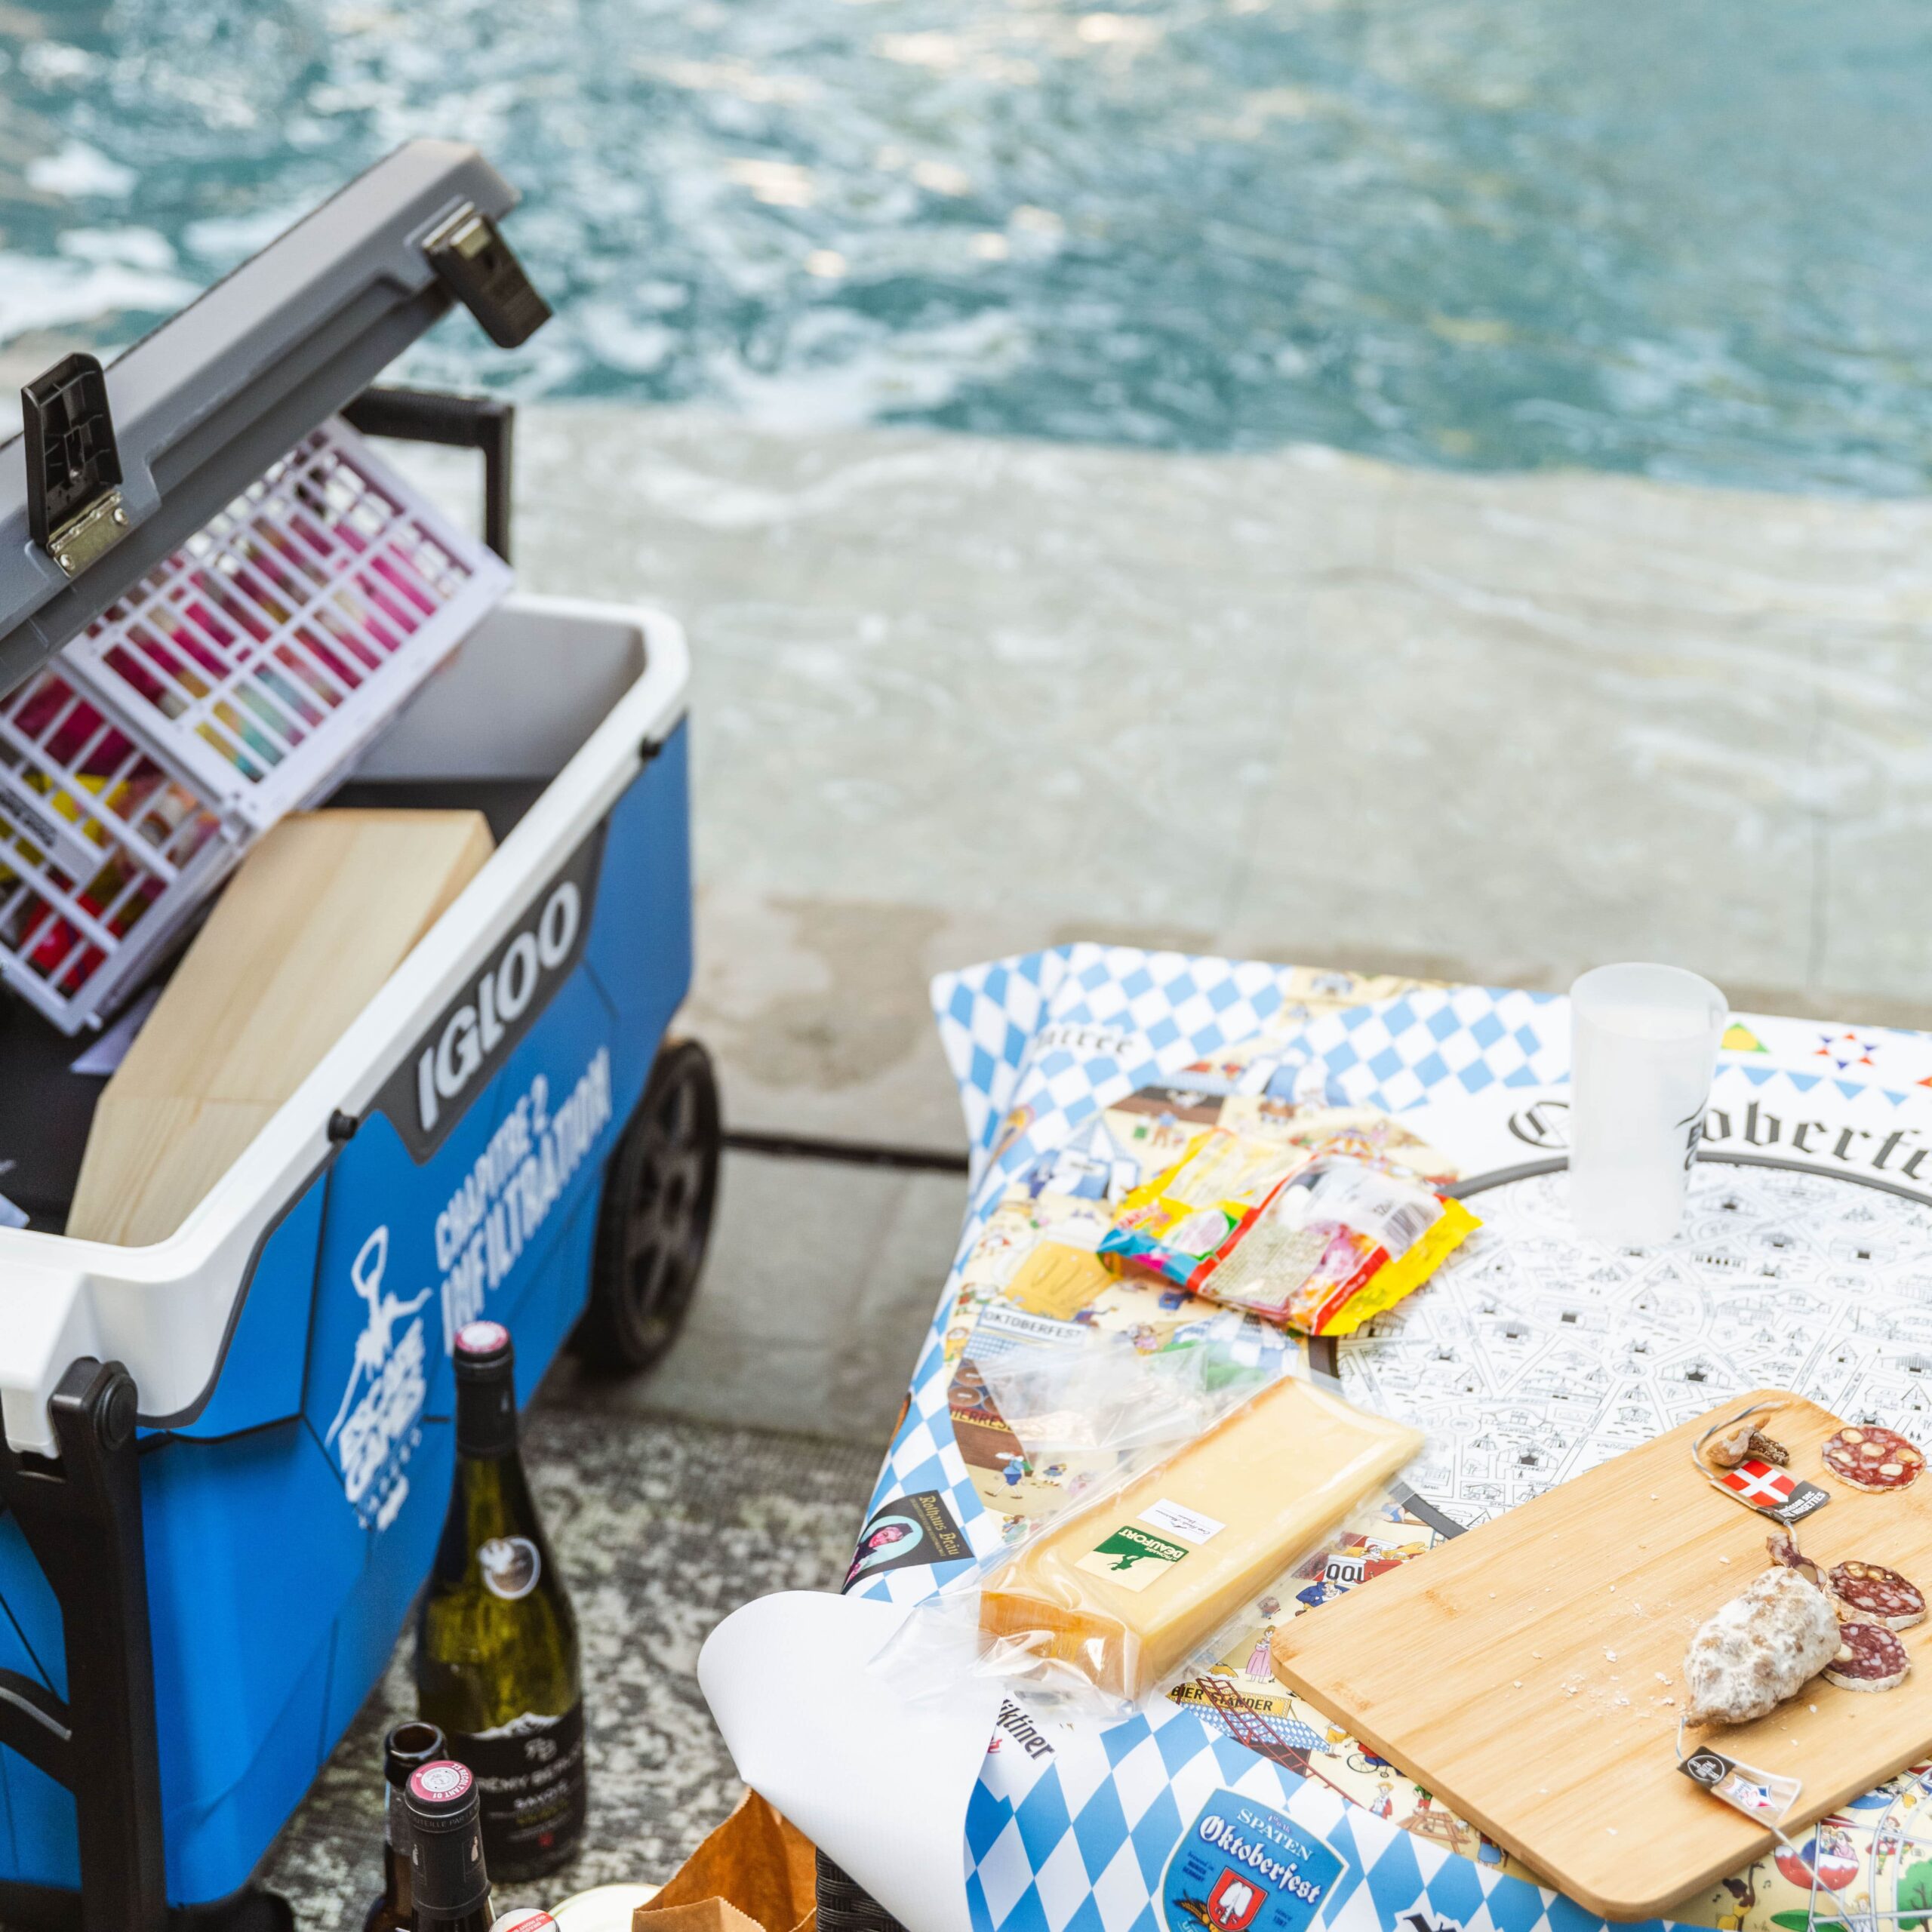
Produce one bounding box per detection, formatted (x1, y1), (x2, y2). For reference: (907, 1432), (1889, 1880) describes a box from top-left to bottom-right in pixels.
(2, 0), (1930, 491)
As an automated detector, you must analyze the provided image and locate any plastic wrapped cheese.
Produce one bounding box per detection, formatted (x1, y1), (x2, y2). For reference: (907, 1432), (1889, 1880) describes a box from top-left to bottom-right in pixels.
(980, 1374), (1423, 1702)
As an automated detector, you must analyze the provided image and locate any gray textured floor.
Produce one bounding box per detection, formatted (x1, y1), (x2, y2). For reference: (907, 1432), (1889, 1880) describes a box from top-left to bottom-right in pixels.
(544, 1148), (962, 1446)
(260, 1409), (881, 1922)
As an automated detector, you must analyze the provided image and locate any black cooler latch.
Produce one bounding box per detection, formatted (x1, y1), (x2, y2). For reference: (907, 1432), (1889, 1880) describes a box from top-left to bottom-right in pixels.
(21, 352), (129, 580)
(423, 203), (552, 349)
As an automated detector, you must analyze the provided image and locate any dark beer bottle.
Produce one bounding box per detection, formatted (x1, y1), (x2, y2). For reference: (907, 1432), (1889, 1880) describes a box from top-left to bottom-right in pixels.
(404, 1760), (494, 1932)
(365, 1719), (448, 1932)
(415, 1320), (586, 1880)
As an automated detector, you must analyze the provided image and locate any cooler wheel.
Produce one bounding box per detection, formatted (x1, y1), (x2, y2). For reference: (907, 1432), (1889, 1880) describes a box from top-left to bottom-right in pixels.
(577, 1037), (721, 1373)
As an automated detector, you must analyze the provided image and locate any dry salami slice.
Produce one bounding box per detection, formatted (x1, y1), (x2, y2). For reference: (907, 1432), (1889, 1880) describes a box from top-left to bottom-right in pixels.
(1822, 1621), (1911, 1693)
(1828, 1560), (1927, 1629)
(1822, 1425), (1925, 1493)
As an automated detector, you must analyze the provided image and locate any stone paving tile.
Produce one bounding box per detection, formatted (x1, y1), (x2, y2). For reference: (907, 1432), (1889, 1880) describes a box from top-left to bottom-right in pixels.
(259, 1411), (879, 1924)
(548, 1149), (964, 1447)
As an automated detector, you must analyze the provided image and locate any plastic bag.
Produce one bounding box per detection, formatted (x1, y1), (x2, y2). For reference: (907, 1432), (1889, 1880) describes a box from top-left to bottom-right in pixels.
(1098, 1128), (1312, 1291)
(974, 1331), (1272, 1463)
(872, 1352), (1423, 1721)
(1195, 1158), (1479, 1334)
(1100, 1129), (1477, 1336)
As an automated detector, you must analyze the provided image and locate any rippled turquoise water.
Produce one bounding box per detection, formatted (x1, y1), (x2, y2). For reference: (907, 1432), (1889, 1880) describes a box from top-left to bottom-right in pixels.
(2, 0), (1930, 489)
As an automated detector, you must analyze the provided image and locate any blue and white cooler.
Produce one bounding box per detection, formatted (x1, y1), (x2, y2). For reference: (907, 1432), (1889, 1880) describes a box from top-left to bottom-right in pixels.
(0, 141), (718, 1931)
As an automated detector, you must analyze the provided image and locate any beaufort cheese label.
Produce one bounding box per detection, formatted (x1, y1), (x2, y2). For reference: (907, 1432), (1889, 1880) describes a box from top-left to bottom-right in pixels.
(1078, 1523), (1191, 1590)
(1075, 1497), (1226, 1591)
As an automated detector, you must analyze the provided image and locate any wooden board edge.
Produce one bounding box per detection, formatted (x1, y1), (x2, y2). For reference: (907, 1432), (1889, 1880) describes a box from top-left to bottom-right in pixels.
(1270, 1650), (1792, 1919)
(1266, 1387), (1932, 1921)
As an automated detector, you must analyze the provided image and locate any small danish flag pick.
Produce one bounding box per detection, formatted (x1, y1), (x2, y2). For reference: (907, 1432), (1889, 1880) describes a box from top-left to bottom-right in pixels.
(1718, 1457), (1829, 1526)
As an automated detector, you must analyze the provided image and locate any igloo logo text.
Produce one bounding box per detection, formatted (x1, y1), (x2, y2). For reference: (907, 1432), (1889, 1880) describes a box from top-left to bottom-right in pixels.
(377, 831), (603, 1161)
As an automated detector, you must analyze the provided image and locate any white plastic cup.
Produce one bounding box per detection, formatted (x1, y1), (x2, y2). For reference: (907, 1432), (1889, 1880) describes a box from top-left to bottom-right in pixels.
(1567, 963), (1727, 1247)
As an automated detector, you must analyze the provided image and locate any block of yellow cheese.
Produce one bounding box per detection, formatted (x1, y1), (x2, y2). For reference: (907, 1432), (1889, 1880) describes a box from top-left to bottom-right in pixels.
(981, 1375), (1422, 1701)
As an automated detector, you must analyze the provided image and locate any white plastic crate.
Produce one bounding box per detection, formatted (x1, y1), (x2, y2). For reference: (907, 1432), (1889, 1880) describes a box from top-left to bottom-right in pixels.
(0, 418), (511, 1032)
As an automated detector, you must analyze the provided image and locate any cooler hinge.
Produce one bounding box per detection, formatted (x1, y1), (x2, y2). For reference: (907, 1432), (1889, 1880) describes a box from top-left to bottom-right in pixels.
(21, 354), (130, 580)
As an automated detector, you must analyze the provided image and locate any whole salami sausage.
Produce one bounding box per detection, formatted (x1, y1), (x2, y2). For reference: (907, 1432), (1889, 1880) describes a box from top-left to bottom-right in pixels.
(1828, 1560), (1927, 1629)
(1823, 1621), (1911, 1693)
(1821, 1426), (1924, 1493)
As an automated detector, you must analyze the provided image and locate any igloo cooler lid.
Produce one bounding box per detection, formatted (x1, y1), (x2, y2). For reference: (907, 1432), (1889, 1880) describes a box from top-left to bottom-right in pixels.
(0, 138), (547, 698)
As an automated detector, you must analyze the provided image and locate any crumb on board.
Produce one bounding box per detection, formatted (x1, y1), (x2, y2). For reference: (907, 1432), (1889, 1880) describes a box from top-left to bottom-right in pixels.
(1718, 1555), (1730, 1564)
(1605, 1648), (1618, 1660)
(1512, 1679), (1522, 1687)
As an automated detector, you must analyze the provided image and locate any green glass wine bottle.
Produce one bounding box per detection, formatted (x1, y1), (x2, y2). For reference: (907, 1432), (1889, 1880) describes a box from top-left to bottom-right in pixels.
(415, 1320), (586, 1880)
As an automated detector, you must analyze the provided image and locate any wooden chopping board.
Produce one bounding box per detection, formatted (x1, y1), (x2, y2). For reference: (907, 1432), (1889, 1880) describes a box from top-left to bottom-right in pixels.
(1272, 1389), (1932, 1920)
(69, 809), (492, 1247)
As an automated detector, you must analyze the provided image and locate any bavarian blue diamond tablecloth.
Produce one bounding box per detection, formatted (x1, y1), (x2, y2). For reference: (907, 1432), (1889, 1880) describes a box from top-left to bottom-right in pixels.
(851, 945), (1932, 1932)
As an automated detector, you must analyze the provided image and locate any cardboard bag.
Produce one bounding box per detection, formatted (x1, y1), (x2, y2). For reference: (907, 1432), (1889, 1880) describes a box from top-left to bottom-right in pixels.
(635, 1790), (817, 1932)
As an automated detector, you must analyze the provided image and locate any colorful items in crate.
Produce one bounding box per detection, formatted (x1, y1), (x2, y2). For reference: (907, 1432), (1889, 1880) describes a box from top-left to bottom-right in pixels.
(0, 669), (222, 1000)
(1099, 1126), (1479, 1334)
(0, 418), (508, 1032)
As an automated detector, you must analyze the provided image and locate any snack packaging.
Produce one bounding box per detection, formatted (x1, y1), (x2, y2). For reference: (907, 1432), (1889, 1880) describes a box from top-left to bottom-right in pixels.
(1097, 1128), (1312, 1289)
(1100, 1128), (1476, 1336)
(1198, 1159), (1478, 1334)
(873, 1349), (1423, 1718)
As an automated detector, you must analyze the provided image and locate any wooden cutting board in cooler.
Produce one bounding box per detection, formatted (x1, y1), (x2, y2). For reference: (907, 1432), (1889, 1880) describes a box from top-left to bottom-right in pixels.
(1272, 1389), (1932, 1920)
(68, 808), (493, 1247)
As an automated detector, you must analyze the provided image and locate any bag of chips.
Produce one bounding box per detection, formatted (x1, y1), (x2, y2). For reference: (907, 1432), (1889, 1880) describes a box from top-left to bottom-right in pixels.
(1100, 1128), (1476, 1335)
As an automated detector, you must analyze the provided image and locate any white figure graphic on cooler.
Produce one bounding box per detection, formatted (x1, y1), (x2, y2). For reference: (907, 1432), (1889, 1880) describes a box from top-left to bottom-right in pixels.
(325, 1226), (431, 1449)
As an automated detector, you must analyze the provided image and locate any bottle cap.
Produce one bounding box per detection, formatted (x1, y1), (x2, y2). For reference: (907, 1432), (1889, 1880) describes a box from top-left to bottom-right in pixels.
(453, 1319), (517, 1456)
(454, 1320), (512, 1374)
(405, 1760), (491, 1919)
(405, 1758), (475, 1820)
(383, 1718), (447, 1789)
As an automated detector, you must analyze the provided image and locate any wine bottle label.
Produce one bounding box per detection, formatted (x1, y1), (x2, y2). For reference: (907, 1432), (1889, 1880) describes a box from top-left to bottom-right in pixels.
(452, 1704), (586, 1866)
(478, 1535), (541, 1600)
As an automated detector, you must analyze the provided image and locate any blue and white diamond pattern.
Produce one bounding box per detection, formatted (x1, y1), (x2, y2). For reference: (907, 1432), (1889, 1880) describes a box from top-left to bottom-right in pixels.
(965, 1697), (1671, 1932)
(1276, 986), (1563, 1113)
(934, 947), (1072, 1173)
(864, 955), (1572, 1602)
(857, 948), (1892, 1930)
